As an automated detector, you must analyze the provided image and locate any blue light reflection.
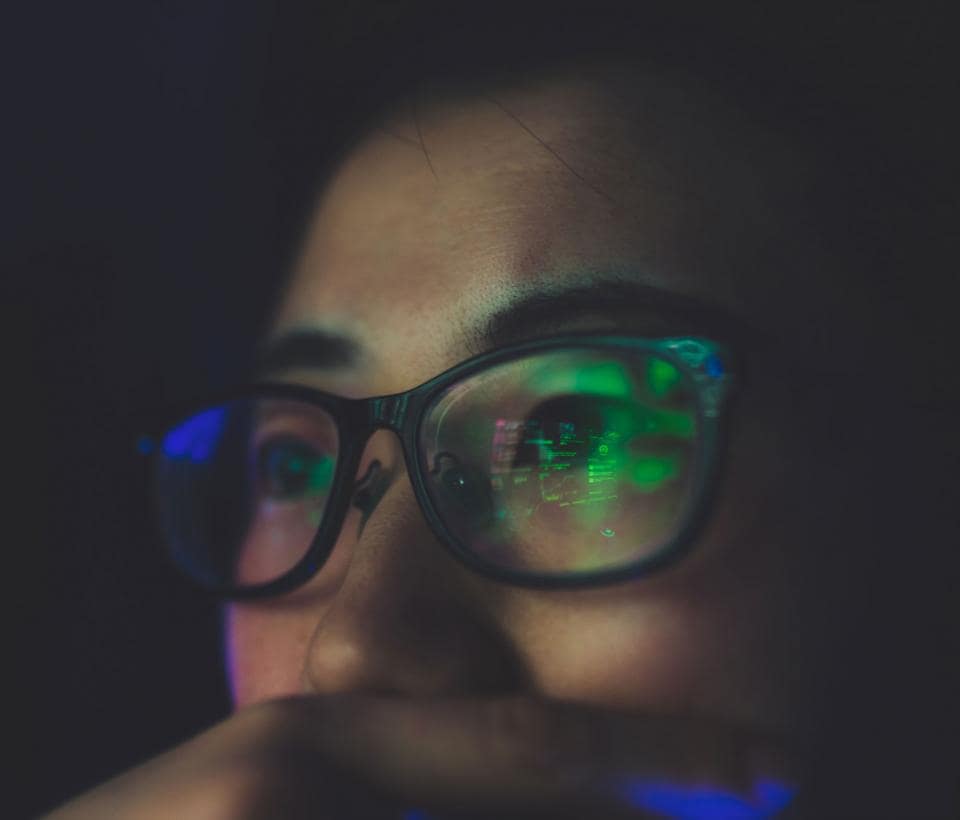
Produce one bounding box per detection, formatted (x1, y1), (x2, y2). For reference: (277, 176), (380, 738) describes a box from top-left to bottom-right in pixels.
(620, 778), (796, 819)
(399, 780), (794, 820)
(161, 406), (228, 464)
(705, 353), (725, 378)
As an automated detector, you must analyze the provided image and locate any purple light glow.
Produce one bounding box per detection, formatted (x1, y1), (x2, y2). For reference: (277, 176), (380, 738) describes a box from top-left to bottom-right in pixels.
(619, 777), (796, 819)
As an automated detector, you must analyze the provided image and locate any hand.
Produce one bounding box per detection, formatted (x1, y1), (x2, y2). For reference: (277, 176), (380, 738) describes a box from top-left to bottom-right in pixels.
(44, 695), (798, 819)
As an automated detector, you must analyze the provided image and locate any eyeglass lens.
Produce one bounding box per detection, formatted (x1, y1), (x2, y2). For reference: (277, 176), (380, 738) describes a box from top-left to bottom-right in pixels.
(420, 349), (700, 577)
(157, 399), (340, 588)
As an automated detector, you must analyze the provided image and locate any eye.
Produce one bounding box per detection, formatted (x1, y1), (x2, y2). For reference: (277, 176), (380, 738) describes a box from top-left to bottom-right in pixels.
(256, 435), (335, 501)
(429, 451), (495, 524)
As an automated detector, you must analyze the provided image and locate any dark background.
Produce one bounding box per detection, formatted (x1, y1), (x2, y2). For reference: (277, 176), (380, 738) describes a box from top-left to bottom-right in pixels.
(9, 3), (957, 818)
(12, 3), (284, 815)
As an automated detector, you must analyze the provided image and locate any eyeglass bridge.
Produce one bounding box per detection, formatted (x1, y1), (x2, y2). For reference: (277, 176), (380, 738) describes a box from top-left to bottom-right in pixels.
(368, 393), (410, 429)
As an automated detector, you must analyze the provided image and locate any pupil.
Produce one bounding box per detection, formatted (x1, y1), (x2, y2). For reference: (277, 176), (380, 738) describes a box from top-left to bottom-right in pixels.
(261, 439), (325, 500)
(432, 453), (494, 522)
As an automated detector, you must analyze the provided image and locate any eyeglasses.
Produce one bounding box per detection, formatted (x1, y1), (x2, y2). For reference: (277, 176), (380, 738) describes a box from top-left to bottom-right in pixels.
(144, 335), (732, 599)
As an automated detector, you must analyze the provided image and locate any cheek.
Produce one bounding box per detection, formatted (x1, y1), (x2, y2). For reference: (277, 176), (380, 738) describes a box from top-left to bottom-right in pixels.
(225, 512), (358, 708)
(511, 573), (789, 728)
(517, 599), (707, 705)
(225, 604), (316, 707)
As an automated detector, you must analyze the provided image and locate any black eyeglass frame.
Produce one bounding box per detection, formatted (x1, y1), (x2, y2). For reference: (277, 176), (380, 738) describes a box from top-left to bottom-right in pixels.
(145, 334), (734, 600)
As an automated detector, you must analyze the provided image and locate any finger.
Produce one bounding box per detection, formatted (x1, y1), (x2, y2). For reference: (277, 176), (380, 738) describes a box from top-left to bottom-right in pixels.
(247, 694), (799, 817)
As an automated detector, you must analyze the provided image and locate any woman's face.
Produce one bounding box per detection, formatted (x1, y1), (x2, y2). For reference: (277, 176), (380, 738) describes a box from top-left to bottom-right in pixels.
(225, 62), (860, 738)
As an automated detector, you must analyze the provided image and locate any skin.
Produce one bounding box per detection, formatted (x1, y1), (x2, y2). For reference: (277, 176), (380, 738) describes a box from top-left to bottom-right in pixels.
(50, 60), (886, 818)
(229, 63), (829, 726)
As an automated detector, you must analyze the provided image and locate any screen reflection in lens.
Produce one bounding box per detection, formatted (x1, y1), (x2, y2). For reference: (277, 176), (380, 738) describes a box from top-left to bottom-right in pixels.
(420, 349), (700, 576)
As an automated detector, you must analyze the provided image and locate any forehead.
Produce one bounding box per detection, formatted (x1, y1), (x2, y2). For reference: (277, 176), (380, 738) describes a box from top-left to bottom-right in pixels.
(269, 63), (846, 391)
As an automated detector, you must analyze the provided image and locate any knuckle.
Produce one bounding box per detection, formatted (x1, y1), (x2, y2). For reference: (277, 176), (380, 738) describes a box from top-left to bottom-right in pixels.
(206, 760), (323, 820)
(231, 696), (315, 754)
(210, 700), (319, 801)
(203, 714), (332, 819)
(237, 696), (301, 732)
(200, 760), (289, 820)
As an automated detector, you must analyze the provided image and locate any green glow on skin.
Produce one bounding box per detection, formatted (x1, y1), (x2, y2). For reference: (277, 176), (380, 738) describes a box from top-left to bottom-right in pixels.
(647, 356), (681, 397)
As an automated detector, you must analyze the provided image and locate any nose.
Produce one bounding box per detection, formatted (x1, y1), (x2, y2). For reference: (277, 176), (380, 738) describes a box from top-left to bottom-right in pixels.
(300, 430), (527, 697)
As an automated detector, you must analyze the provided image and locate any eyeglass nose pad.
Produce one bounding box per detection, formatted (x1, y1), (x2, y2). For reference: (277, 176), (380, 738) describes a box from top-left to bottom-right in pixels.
(350, 459), (386, 515)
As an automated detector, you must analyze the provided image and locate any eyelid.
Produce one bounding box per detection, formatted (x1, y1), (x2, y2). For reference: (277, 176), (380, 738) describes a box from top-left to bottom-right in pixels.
(251, 407), (339, 451)
(475, 276), (765, 356)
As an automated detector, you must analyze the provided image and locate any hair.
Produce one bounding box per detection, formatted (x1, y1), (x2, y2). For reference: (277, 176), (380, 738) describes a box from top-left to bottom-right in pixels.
(235, 2), (951, 393)
(262, 8), (935, 231)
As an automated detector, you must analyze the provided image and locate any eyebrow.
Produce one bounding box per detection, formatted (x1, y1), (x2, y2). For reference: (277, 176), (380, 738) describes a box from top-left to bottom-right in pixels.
(255, 277), (764, 377)
(472, 278), (766, 356)
(255, 328), (361, 375)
